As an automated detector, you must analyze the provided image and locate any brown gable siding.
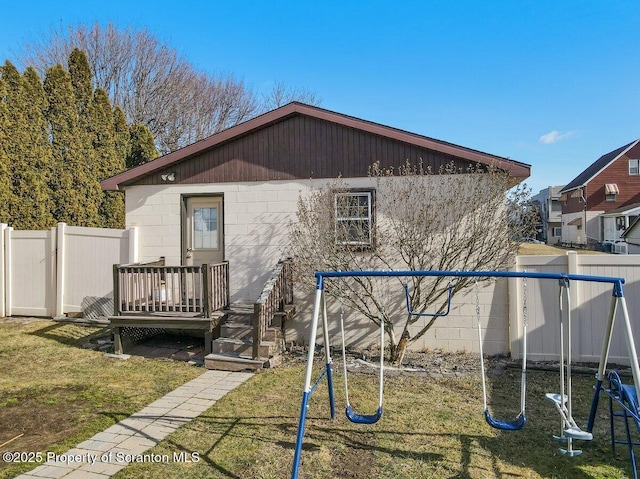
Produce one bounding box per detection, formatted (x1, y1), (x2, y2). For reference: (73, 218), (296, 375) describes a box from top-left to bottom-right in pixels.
(562, 142), (640, 214)
(134, 115), (474, 186)
(586, 142), (640, 212)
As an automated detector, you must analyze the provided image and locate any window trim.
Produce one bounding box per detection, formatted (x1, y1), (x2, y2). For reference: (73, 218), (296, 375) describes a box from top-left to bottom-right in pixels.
(333, 189), (375, 248)
(630, 159), (640, 176)
(552, 226), (562, 237)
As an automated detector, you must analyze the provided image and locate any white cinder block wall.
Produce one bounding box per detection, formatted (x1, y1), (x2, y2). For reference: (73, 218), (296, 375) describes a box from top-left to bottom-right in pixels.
(123, 177), (510, 355)
(124, 178), (376, 302)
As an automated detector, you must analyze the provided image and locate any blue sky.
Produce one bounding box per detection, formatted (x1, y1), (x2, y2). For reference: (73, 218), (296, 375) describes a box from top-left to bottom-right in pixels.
(1, 1), (638, 194)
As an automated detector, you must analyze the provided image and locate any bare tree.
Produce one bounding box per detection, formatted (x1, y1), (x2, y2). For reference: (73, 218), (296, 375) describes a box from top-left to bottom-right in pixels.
(261, 80), (321, 111)
(289, 162), (535, 363)
(20, 22), (260, 154)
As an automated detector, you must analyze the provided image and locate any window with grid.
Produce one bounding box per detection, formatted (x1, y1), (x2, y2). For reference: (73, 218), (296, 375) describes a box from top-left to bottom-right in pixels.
(630, 159), (639, 176)
(334, 191), (373, 246)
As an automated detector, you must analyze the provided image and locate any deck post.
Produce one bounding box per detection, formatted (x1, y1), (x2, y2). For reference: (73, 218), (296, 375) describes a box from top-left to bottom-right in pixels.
(113, 326), (123, 355)
(112, 264), (120, 316)
(202, 264), (212, 318)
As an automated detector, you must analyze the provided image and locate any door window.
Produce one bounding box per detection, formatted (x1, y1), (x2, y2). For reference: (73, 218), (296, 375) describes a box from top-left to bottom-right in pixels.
(193, 207), (218, 249)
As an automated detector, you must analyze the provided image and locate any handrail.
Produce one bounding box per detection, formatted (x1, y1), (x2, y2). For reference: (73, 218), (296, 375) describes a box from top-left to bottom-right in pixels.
(118, 257), (166, 268)
(205, 261), (230, 314)
(252, 258), (294, 359)
(113, 261), (229, 317)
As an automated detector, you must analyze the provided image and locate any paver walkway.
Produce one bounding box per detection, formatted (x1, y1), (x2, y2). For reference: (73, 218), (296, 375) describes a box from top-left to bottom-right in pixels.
(17, 370), (253, 479)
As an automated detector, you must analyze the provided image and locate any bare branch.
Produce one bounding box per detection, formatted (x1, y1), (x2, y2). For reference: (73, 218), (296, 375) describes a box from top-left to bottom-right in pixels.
(289, 162), (535, 361)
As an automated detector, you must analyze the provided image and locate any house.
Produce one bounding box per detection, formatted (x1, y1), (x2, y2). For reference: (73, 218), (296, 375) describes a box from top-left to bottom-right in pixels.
(531, 185), (565, 244)
(559, 139), (640, 247)
(101, 102), (530, 356)
(622, 216), (640, 254)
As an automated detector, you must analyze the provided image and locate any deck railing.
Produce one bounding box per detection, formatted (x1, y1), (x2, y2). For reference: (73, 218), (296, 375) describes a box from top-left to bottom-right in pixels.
(113, 259), (230, 316)
(253, 258), (294, 358)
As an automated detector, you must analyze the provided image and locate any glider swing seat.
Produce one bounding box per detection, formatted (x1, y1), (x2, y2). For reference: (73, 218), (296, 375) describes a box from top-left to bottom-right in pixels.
(544, 278), (593, 456)
(291, 270), (640, 479)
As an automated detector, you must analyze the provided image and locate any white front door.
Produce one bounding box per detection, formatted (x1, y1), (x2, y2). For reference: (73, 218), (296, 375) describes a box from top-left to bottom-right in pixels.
(603, 217), (616, 242)
(184, 196), (224, 266)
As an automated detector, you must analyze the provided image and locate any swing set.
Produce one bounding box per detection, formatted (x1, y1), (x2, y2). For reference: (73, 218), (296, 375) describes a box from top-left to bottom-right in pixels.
(291, 269), (640, 479)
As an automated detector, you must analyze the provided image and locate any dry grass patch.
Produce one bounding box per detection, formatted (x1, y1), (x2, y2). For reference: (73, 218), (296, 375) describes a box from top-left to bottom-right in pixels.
(0, 319), (202, 479)
(518, 243), (603, 255)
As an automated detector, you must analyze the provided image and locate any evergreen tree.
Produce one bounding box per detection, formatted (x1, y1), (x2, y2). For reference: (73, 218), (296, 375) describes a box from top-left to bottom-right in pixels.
(20, 67), (56, 228)
(128, 123), (159, 169)
(92, 88), (125, 228)
(113, 106), (130, 166)
(0, 76), (13, 224)
(1, 61), (53, 229)
(44, 64), (98, 226)
(68, 49), (101, 226)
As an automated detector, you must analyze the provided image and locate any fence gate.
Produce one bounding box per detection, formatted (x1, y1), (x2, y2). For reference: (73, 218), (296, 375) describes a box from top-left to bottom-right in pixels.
(5, 229), (56, 316)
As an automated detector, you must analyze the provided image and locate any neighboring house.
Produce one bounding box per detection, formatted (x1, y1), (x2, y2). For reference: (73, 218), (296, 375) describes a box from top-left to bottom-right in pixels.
(622, 216), (640, 254)
(600, 203), (640, 245)
(559, 139), (640, 247)
(101, 102), (530, 346)
(532, 185), (565, 244)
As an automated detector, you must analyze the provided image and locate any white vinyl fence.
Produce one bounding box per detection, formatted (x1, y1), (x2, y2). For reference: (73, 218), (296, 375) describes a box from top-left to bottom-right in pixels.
(0, 223), (138, 318)
(512, 252), (640, 365)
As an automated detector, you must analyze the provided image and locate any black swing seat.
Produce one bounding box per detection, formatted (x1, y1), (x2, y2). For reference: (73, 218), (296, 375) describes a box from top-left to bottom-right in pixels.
(346, 406), (383, 425)
(484, 409), (527, 431)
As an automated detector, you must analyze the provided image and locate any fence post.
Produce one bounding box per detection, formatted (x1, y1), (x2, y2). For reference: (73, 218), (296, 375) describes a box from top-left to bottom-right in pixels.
(127, 226), (139, 264)
(4, 227), (12, 317)
(0, 224), (7, 317)
(566, 250), (580, 361)
(55, 223), (66, 317)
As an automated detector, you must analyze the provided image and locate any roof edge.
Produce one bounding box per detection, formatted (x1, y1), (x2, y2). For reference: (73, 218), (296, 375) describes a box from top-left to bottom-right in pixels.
(102, 102), (531, 191)
(559, 139), (640, 194)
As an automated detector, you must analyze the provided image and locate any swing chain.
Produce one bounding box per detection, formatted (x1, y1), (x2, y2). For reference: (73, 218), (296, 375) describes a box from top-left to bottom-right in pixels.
(522, 276), (528, 327)
(475, 280), (481, 320)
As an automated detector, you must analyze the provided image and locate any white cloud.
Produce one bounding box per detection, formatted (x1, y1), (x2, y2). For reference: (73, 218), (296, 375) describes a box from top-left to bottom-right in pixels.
(539, 130), (576, 144)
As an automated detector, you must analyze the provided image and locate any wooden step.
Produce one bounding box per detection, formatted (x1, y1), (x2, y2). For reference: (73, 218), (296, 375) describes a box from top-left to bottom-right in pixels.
(220, 322), (253, 339)
(271, 305), (296, 328)
(221, 323), (282, 342)
(211, 337), (278, 357)
(204, 353), (268, 372)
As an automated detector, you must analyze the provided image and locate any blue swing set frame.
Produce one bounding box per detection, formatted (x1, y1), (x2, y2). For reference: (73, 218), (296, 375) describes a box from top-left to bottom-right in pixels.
(290, 269), (640, 479)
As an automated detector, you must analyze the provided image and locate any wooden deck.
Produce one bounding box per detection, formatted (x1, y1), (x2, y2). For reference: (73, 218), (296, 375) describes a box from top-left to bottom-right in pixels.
(109, 259), (230, 355)
(108, 258), (296, 370)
